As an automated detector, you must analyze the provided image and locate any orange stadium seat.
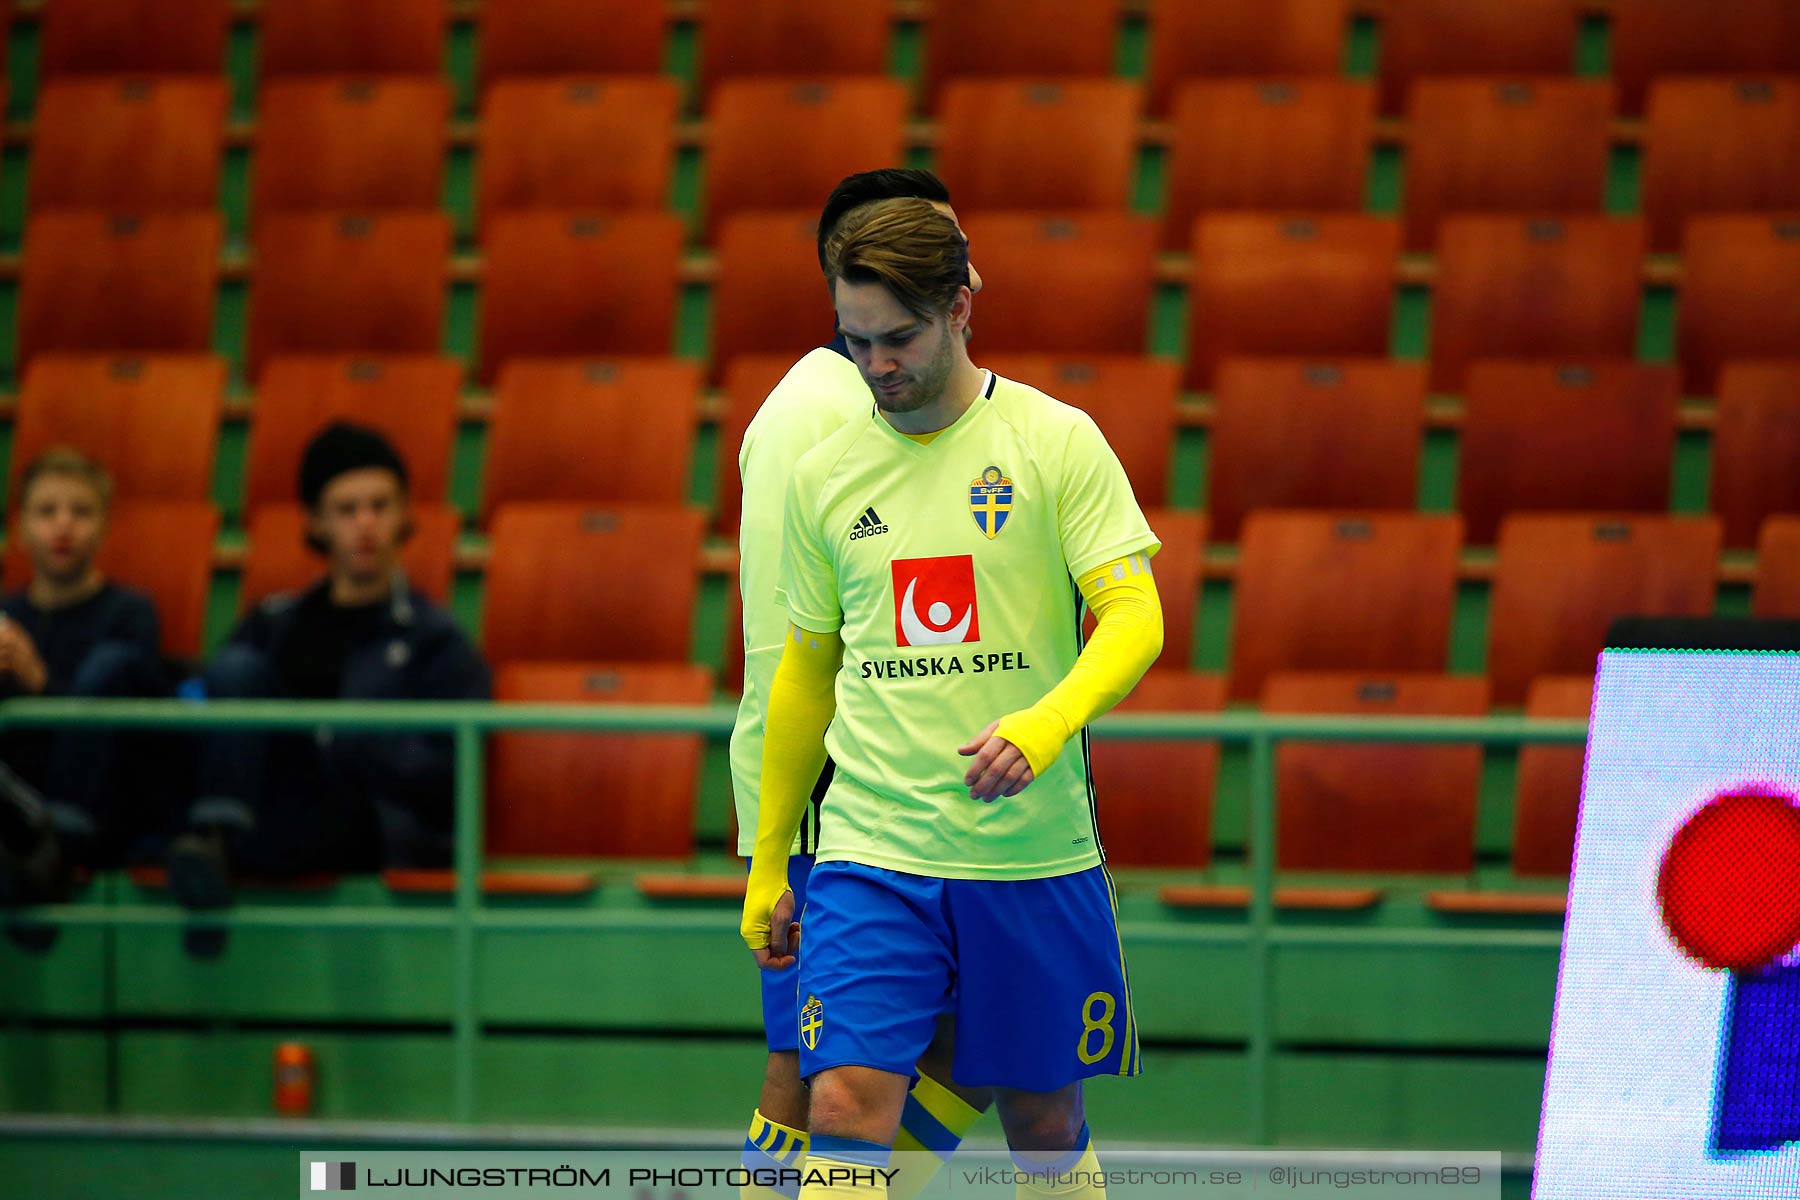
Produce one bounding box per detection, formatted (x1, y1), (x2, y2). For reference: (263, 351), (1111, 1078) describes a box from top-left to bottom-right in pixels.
(715, 354), (802, 535)
(936, 80), (1141, 213)
(1711, 362), (1800, 549)
(1401, 78), (1613, 252)
(248, 212), (449, 380)
(1207, 358), (1425, 543)
(1228, 512), (1462, 701)
(1088, 670), (1226, 867)
(1640, 79), (1800, 253)
(251, 78), (449, 225)
(1513, 675), (1593, 877)
(1145, 0), (1349, 115)
(246, 355), (461, 514)
(1677, 215), (1800, 397)
(240, 502), (460, 610)
(924, 0), (1120, 102)
(483, 504), (705, 666)
(478, 211), (683, 384)
(483, 358), (702, 521)
(958, 213), (1156, 355)
(18, 211), (220, 371)
(29, 78), (227, 213)
(1610, 0), (1800, 116)
(1753, 517), (1800, 618)
(712, 213), (836, 385)
(103, 503), (220, 660)
(1186, 214), (1398, 390)
(976, 354), (1180, 509)
(489, 663), (713, 858)
(13, 355), (223, 503)
(5, 502), (220, 660)
(1161, 78), (1373, 249)
(1458, 361), (1679, 545)
(258, 0), (444, 78)
(476, 77), (678, 228)
(38, 0), (230, 78)
(477, 0), (666, 85)
(1428, 215), (1645, 393)
(1375, 0), (1581, 115)
(705, 78), (909, 240)
(701, 0), (888, 96)
(1487, 514), (1721, 705)
(1263, 672), (1489, 872)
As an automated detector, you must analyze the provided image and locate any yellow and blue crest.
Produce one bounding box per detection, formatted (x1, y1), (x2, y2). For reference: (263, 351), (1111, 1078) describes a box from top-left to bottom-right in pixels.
(970, 465), (1013, 539)
(799, 995), (824, 1050)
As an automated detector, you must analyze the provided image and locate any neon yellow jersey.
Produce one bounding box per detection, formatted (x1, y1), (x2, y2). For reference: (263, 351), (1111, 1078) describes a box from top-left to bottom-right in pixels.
(730, 345), (869, 855)
(779, 370), (1160, 880)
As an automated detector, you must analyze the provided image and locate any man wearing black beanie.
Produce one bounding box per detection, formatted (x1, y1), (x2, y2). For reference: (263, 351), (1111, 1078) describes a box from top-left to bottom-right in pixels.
(167, 422), (491, 907)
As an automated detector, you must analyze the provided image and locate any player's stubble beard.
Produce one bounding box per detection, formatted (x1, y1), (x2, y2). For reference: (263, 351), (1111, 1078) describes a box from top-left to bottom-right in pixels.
(867, 320), (956, 418)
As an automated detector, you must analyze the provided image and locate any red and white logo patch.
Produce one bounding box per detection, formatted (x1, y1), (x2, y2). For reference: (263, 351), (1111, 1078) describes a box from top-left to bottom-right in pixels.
(891, 555), (981, 647)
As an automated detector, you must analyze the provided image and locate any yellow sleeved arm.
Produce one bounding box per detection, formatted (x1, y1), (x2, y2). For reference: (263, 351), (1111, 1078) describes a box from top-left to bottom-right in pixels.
(992, 551), (1163, 778)
(741, 623), (843, 951)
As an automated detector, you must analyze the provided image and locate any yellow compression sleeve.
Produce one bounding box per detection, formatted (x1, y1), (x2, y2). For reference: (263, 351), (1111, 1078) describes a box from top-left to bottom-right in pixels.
(741, 623), (843, 951)
(992, 551), (1163, 778)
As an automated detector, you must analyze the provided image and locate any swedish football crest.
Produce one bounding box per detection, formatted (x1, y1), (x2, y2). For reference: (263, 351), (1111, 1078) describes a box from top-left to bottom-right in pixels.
(970, 465), (1013, 539)
(800, 995), (824, 1050)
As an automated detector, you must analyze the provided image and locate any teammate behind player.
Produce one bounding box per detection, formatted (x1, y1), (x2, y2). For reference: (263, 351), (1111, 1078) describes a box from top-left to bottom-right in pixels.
(743, 199), (1164, 1200)
(732, 170), (991, 1200)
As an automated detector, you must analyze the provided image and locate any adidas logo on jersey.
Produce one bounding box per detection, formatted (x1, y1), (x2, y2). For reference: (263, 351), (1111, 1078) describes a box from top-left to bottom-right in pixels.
(849, 506), (890, 540)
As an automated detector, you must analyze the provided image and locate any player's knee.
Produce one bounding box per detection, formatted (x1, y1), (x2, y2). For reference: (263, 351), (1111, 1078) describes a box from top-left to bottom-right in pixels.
(996, 1086), (1085, 1152)
(805, 1073), (868, 1137)
(1006, 1109), (1084, 1152)
(805, 1069), (901, 1144)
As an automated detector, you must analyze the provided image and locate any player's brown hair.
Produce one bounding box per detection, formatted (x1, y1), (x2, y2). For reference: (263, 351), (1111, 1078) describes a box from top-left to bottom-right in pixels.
(13, 446), (112, 513)
(816, 169), (952, 271)
(822, 196), (971, 322)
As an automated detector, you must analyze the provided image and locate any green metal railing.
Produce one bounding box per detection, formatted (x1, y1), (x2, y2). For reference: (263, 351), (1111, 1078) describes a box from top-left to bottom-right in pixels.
(0, 699), (1586, 1140)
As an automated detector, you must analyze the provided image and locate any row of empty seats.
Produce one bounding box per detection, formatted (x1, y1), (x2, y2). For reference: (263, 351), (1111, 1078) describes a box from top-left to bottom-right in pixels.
(19, 209), (1798, 392)
(24, 73), (1800, 250)
(1101, 669), (1591, 878)
(31, 352), (1800, 552)
(479, 662), (1591, 882)
(23, 0), (1800, 117)
(18, 498), (1797, 713)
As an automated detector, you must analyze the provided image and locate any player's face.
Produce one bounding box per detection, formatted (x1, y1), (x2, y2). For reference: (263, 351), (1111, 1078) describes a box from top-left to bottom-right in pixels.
(19, 474), (106, 586)
(310, 468), (407, 587)
(835, 278), (965, 415)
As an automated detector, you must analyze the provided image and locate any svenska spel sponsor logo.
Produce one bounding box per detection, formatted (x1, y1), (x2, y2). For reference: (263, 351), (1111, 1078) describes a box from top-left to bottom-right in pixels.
(891, 555), (979, 647)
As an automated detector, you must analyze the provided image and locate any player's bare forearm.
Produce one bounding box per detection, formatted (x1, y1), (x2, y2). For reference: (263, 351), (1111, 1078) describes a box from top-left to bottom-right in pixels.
(741, 624), (843, 961)
(982, 551), (1163, 790)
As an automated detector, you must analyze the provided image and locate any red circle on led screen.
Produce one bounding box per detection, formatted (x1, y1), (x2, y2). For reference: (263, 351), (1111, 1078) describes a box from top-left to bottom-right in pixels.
(1657, 789), (1800, 972)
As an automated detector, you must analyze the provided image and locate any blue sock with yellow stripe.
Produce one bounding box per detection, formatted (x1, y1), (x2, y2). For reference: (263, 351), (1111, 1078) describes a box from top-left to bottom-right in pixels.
(889, 1070), (985, 1200)
(742, 1109), (808, 1199)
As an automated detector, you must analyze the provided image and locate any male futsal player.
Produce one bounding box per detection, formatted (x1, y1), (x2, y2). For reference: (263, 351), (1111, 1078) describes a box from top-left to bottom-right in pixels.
(743, 199), (1163, 1200)
(732, 170), (991, 1199)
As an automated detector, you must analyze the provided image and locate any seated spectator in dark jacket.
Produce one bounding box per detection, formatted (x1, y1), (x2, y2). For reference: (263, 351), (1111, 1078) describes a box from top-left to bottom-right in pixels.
(0, 449), (173, 903)
(167, 423), (491, 907)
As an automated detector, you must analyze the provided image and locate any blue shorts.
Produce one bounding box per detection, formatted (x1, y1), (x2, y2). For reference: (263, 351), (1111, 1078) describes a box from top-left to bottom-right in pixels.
(796, 860), (1141, 1092)
(752, 853), (815, 1053)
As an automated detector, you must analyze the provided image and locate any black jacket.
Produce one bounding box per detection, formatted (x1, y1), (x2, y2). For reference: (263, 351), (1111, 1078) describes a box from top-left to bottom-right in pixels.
(231, 576), (491, 860)
(0, 582), (160, 697)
